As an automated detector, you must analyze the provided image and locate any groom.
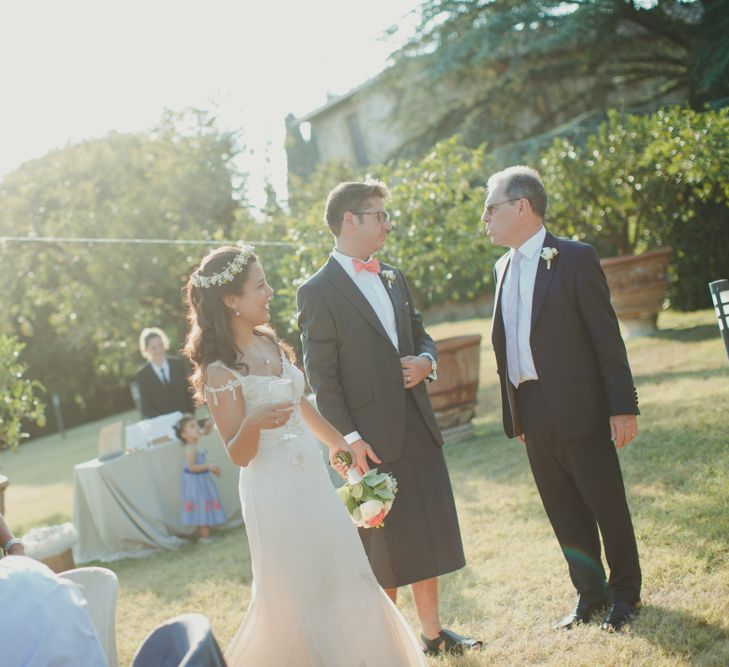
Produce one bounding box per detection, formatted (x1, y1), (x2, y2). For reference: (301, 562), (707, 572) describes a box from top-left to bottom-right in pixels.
(485, 166), (642, 632)
(297, 180), (480, 654)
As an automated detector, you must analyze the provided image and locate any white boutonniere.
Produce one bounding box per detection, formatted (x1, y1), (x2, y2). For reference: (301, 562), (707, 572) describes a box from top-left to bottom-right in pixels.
(540, 247), (559, 270)
(381, 269), (396, 288)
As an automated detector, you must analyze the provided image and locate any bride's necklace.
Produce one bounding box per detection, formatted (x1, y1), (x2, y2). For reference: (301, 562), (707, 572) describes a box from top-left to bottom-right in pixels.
(238, 339), (277, 368)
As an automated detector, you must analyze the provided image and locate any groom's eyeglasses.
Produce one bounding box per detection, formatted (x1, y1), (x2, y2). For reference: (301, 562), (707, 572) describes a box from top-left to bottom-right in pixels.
(483, 198), (519, 217)
(353, 210), (390, 224)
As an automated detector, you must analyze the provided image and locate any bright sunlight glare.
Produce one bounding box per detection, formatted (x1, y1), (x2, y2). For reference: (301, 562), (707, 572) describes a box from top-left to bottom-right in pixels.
(0, 0), (421, 210)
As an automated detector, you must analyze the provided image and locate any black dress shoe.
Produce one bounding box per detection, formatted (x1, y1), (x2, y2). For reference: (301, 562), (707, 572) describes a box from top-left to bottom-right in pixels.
(555, 598), (609, 630)
(601, 601), (641, 632)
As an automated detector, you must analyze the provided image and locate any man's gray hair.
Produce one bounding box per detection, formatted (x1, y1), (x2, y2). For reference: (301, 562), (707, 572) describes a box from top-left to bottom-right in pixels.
(487, 166), (548, 219)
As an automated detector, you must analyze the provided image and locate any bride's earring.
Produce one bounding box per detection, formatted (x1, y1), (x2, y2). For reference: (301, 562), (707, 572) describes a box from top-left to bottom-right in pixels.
(235, 309), (240, 317)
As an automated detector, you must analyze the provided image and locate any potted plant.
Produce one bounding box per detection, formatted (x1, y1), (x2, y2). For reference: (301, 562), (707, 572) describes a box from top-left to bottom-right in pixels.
(539, 110), (681, 335)
(426, 334), (482, 443)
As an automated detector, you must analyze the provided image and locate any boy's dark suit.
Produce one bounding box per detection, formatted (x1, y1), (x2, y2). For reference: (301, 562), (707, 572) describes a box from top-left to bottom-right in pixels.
(135, 356), (195, 419)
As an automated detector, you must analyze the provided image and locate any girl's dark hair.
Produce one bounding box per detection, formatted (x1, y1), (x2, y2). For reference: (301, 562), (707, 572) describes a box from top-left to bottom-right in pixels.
(174, 413), (197, 443)
(183, 245), (294, 405)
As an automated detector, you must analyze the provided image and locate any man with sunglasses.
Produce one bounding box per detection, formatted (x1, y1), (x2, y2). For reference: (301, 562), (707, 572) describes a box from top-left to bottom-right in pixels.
(297, 180), (482, 655)
(484, 166), (642, 632)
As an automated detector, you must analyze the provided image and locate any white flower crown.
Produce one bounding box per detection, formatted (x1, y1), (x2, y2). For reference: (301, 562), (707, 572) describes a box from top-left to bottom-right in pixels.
(191, 244), (256, 289)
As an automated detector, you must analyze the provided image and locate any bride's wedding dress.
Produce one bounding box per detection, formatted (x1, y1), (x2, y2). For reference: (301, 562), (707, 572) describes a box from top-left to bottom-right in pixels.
(206, 358), (427, 667)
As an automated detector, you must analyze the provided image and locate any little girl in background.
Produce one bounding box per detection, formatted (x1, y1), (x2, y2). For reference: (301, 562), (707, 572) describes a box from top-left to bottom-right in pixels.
(175, 414), (227, 543)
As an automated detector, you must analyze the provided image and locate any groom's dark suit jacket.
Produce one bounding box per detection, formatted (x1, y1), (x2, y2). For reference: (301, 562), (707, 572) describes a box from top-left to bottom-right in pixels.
(297, 257), (442, 462)
(492, 231), (639, 439)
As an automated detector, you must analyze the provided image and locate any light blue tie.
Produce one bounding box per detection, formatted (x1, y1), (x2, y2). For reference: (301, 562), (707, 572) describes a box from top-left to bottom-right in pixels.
(503, 252), (522, 388)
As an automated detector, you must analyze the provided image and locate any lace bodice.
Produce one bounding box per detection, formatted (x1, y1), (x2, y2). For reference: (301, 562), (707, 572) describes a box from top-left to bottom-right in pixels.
(205, 357), (306, 415)
(205, 357), (305, 439)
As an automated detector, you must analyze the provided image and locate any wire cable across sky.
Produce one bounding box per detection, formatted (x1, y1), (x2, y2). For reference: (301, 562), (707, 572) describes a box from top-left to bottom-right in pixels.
(0, 236), (298, 248)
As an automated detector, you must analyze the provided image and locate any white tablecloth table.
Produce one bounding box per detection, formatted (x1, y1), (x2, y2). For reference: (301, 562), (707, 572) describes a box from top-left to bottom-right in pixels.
(73, 434), (241, 563)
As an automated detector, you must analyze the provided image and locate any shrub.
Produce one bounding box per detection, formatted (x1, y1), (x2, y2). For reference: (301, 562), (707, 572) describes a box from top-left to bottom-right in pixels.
(0, 335), (45, 450)
(540, 107), (729, 309)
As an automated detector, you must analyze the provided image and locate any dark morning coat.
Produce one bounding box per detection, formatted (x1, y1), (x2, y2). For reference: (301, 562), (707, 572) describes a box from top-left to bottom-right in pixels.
(296, 257), (442, 463)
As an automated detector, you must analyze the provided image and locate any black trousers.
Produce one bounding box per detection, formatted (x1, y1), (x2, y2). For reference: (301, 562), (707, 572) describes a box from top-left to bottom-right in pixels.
(517, 380), (641, 605)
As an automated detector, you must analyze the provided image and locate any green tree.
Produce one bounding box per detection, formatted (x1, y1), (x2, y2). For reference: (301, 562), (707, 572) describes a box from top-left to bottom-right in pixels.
(273, 162), (359, 339)
(0, 335), (45, 451)
(378, 137), (498, 306)
(386, 0), (728, 156)
(0, 109), (252, 428)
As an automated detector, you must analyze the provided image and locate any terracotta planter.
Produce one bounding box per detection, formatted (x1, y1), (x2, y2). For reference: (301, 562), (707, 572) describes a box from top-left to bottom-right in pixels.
(600, 246), (672, 337)
(427, 334), (482, 443)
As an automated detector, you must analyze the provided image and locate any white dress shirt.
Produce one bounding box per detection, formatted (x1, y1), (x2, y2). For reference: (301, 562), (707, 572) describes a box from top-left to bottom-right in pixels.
(503, 226), (546, 384)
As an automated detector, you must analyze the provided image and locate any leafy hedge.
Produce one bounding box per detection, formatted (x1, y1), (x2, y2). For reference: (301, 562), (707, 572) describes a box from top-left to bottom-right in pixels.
(0, 335), (45, 450)
(541, 107), (729, 309)
(2, 107), (725, 435)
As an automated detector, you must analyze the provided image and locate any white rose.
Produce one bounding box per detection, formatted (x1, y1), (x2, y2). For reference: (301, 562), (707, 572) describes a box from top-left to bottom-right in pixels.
(359, 499), (385, 522)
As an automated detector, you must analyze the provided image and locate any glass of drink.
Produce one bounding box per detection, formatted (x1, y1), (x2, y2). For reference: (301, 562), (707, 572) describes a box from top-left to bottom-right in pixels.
(269, 378), (296, 439)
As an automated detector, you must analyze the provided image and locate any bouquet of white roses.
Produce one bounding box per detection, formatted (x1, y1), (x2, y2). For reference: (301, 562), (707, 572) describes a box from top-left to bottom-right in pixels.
(335, 451), (398, 529)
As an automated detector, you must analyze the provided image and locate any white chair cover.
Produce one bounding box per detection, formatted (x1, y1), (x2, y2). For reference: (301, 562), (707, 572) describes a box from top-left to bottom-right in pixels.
(60, 566), (119, 667)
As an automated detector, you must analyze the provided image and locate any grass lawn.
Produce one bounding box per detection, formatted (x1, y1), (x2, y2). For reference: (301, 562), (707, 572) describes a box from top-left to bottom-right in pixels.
(2, 309), (728, 666)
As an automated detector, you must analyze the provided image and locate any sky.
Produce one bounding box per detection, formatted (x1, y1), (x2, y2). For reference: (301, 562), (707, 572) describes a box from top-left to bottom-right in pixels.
(0, 0), (422, 210)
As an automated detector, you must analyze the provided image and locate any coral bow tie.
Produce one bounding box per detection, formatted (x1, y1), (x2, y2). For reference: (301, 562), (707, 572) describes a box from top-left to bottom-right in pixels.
(352, 257), (381, 274)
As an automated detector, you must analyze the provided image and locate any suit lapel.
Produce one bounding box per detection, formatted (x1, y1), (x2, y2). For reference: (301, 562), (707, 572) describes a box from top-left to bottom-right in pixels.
(491, 252), (519, 436)
(379, 263), (407, 353)
(324, 258), (393, 345)
(530, 231), (558, 332)
(491, 253), (511, 339)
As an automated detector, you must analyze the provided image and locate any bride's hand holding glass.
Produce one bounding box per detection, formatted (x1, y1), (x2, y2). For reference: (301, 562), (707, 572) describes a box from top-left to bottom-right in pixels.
(269, 378), (297, 439)
(248, 402), (294, 431)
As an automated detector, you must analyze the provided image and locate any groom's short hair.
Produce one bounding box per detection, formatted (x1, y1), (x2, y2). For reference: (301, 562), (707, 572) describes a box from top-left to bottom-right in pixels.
(324, 180), (390, 236)
(487, 166), (547, 219)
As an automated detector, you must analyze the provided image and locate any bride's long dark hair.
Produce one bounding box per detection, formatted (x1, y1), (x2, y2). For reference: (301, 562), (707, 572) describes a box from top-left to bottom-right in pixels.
(183, 245), (294, 405)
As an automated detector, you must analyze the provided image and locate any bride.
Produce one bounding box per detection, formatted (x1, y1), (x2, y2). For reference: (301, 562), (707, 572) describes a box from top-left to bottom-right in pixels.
(183, 244), (427, 667)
